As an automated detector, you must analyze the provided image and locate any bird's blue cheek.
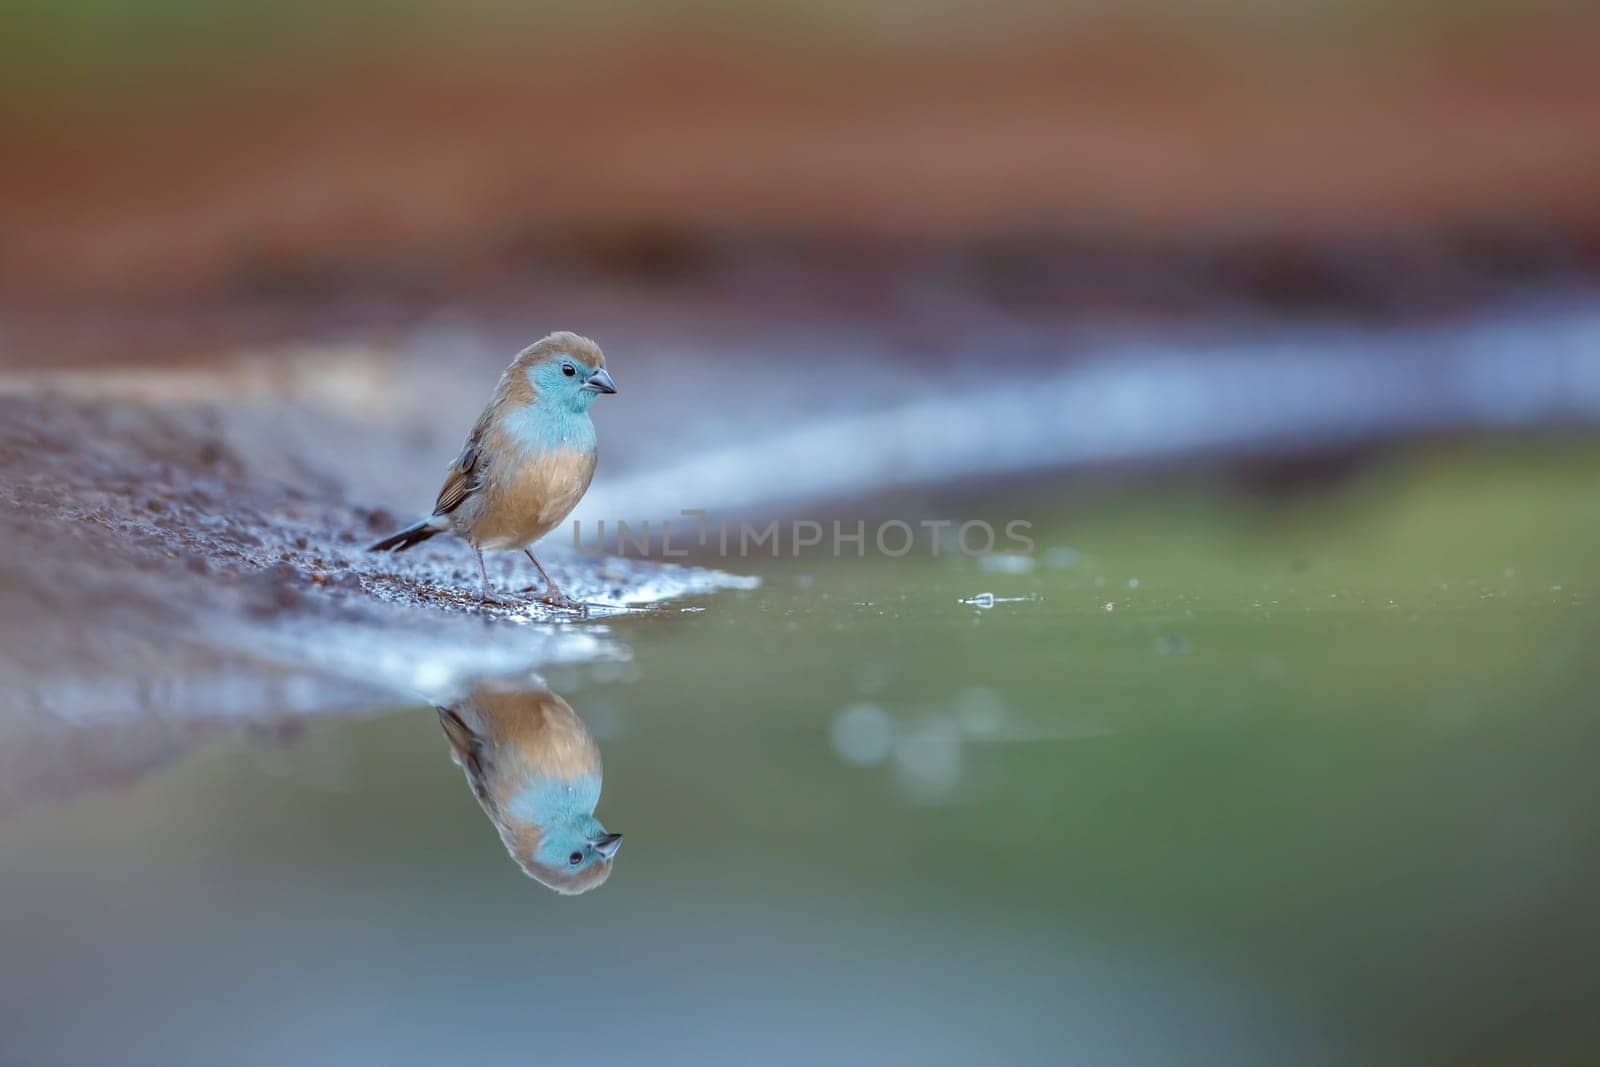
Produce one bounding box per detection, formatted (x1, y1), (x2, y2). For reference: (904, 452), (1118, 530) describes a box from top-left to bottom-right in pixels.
(534, 838), (587, 870)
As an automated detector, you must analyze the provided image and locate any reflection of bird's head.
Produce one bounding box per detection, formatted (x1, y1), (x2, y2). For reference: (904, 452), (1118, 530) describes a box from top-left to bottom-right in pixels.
(437, 684), (622, 896)
(502, 331), (617, 416)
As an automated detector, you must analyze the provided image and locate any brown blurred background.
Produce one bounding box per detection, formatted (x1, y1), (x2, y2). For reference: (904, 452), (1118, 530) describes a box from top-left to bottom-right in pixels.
(5, 0), (1600, 362)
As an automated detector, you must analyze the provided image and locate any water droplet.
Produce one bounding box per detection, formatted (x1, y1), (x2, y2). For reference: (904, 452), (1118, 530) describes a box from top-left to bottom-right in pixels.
(1045, 546), (1082, 569)
(892, 720), (963, 802)
(979, 553), (1035, 575)
(830, 704), (895, 768)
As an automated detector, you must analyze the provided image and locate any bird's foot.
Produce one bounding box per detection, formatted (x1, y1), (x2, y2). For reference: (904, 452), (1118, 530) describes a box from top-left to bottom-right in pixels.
(527, 588), (589, 615)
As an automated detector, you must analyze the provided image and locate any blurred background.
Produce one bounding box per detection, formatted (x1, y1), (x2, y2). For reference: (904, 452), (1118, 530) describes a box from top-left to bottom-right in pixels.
(3, 2), (1599, 1064)
(5, 0), (1600, 348)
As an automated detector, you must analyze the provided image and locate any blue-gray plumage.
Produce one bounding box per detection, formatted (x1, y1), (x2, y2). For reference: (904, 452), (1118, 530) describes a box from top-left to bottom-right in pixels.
(368, 331), (616, 608)
(436, 683), (621, 895)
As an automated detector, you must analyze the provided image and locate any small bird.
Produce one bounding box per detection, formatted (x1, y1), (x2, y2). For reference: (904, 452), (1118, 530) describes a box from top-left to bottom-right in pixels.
(436, 682), (622, 895)
(368, 331), (617, 608)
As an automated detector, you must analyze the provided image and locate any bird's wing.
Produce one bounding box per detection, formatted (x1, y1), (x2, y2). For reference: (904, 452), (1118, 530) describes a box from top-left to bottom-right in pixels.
(436, 705), (493, 806)
(432, 413), (490, 517)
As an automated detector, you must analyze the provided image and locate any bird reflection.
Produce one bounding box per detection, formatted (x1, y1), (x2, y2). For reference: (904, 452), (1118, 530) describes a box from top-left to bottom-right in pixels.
(436, 683), (622, 895)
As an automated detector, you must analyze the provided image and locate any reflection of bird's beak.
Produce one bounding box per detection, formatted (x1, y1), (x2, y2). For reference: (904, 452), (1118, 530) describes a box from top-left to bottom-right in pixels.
(582, 368), (618, 395)
(590, 832), (624, 859)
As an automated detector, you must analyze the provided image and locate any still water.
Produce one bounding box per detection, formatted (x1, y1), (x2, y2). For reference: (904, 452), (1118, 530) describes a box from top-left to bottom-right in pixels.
(2, 442), (1597, 1064)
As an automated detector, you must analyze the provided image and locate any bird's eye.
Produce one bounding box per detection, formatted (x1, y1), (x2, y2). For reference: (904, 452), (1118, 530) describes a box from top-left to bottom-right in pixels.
(568, 850), (583, 866)
(561, 362), (577, 378)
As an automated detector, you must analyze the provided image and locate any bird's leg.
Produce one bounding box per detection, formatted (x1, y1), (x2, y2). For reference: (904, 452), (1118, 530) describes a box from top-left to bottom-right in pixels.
(521, 548), (557, 594)
(474, 546), (514, 605)
(523, 548), (585, 612)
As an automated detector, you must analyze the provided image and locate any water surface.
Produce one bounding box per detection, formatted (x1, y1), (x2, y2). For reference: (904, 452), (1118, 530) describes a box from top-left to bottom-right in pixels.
(2, 441), (1596, 1064)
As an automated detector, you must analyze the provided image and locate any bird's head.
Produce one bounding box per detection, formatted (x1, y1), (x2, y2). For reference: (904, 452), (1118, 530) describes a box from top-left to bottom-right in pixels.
(509, 808), (623, 896)
(514, 331), (617, 414)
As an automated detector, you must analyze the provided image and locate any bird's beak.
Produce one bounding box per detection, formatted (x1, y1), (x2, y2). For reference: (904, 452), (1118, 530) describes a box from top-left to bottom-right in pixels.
(589, 832), (624, 859)
(582, 368), (618, 395)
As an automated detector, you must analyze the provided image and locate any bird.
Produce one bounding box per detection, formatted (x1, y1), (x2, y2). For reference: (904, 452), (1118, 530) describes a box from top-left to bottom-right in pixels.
(435, 682), (622, 895)
(368, 331), (617, 608)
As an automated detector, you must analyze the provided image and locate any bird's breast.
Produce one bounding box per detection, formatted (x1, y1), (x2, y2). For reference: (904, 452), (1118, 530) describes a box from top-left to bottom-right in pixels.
(472, 444), (597, 549)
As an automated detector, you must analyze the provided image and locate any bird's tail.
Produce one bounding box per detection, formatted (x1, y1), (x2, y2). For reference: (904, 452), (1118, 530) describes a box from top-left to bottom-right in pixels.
(368, 518), (444, 553)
